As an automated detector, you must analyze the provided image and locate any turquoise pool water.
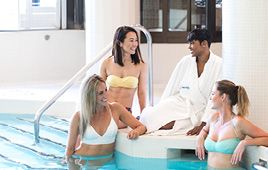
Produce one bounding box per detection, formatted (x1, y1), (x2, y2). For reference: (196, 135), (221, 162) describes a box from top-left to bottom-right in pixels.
(0, 113), (207, 169)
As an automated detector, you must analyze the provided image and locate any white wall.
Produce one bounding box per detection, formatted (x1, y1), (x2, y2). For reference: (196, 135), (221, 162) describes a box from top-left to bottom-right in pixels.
(222, 0), (268, 130)
(85, 0), (140, 74)
(85, 0), (139, 59)
(0, 30), (85, 84)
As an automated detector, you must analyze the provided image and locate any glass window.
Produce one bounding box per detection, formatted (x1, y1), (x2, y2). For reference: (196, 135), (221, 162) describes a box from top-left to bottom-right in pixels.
(141, 0), (163, 32)
(20, 0), (61, 30)
(0, 0), (85, 31)
(0, 0), (61, 30)
(0, 0), (20, 30)
(191, 0), (206, 30)
(168, 0), (188, 32)
(141, 0), (222, 43)
(216, 0), (222, 31)
(32, 0), (40, 6)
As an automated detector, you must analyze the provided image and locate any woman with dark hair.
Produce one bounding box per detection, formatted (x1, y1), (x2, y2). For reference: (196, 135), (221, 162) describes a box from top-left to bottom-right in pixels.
(100, 26), (147, 128)
(196, 80), (268, 169)
(140, 28), (222, 136)
(66, 74), (146, 169)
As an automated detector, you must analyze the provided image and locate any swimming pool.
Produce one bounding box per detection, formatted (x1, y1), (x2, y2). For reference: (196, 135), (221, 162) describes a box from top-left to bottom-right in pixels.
(0, 113), (207, 169)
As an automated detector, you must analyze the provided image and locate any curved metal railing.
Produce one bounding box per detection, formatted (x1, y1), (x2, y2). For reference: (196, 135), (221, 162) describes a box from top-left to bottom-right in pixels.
(34, 25), (153, 143)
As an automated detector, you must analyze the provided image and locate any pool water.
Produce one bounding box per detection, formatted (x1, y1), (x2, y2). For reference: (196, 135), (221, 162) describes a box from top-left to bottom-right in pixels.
(115, 151), (207, 170)
(0, 113), (207, 170)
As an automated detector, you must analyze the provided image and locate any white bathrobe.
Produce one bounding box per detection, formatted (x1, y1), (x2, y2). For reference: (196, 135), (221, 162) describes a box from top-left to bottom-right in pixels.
(140, 52), (222, 135)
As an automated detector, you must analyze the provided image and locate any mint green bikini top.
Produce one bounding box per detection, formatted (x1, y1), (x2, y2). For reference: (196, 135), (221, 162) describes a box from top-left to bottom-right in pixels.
(204, 117), (242, 154)
(204, 137), (241, 154)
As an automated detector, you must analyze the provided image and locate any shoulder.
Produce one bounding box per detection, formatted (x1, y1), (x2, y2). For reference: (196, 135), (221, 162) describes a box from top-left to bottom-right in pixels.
(109, 102), (124, 111)
(109, 102), (119, 108)
(70, 111), (80, 124)
(178, 55), (194, 65)
(208, 112), (220, 124)
(232, 115), (248, 127)
(174, 55), (192, 68)
(140, 62), (147, 67)
(73, 111), (80, 119)
(139, 62), (147, 71)
(210, 51), (222, 63)
(181, 54), (193, 61)
(100, 57), (114, 77)
(109, 102), (125, 117)
(102, 56), (114, 66)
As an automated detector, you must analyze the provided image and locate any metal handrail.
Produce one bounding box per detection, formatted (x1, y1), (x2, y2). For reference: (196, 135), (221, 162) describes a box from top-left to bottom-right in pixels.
(34, 25), (153, 143)
(133, 25), (154, 106)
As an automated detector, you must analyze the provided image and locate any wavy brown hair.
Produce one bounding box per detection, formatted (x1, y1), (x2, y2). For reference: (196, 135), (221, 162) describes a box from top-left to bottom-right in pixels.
(216, 80), (250, 117)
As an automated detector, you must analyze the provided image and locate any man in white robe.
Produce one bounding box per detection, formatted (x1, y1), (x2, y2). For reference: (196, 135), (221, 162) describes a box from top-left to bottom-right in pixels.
(140, 29), (222, 135)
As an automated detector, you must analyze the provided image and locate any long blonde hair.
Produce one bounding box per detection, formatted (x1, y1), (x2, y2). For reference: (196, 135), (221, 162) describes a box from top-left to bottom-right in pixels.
(79, 74), (105, 138)
(216, 80), (250, 117)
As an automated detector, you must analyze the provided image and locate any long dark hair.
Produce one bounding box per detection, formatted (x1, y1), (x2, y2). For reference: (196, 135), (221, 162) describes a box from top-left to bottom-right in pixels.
(112, 26), (144, 66)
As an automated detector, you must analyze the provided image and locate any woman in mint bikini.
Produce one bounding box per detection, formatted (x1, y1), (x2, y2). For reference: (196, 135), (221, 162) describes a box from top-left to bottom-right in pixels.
(196, 80), (268, 169)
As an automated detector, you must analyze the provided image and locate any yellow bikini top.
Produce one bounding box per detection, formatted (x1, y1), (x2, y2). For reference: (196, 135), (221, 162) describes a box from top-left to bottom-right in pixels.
(106, 75), (138, 88)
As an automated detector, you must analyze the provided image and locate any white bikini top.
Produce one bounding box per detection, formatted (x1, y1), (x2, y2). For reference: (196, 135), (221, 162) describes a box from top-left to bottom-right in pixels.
(81, 113), (118, 145)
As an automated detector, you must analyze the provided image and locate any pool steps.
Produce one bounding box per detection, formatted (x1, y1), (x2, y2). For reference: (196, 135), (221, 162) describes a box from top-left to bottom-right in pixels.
(0, 115), (67, 169)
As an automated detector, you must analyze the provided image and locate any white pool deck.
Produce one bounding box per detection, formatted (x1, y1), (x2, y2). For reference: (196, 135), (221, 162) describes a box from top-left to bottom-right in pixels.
(116, 128), (197, 159)
(0, 83), (80, 117)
